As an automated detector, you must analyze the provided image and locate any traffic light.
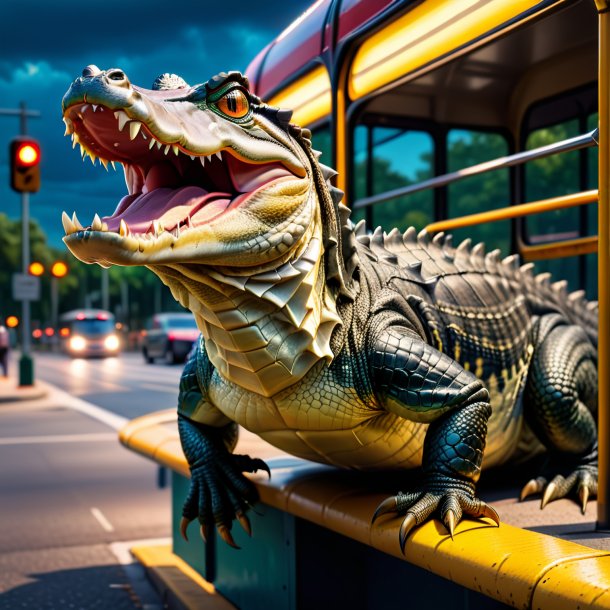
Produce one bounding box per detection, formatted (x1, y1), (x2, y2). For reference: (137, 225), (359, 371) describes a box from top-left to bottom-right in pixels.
(10, 137), (41, 193)
(28, 261), (44, 276)
(51, 261), (68, 278)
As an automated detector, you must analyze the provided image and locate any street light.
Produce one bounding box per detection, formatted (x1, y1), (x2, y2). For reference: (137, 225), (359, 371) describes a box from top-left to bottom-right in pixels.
(5, 316), (19, 329)
(50, 261), (69, 349)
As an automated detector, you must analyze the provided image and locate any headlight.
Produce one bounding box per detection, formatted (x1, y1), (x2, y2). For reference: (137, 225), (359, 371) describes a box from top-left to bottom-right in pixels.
(69, 336), (87, 351)
(104, 335), (120, 350)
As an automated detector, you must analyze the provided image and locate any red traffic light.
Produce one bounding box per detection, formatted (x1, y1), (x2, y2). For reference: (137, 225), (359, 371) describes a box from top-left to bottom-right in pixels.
(10, 137), (41, 193)
(17, 143), (40, 166)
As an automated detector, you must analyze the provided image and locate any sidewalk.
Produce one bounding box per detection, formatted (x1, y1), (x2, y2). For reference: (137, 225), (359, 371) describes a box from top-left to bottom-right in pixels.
(0, 374), (48, 403)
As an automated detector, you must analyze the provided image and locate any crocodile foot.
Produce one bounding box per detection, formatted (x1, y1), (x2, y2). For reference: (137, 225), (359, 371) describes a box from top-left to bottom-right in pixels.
(520, 464), (598, 515)
(180, 452), (270, 549)
(372, 481), (499, 552)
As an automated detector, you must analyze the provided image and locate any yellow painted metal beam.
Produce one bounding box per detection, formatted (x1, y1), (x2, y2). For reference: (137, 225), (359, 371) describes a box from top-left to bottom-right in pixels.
(120, 412), (610, 609)
(425, 190), (598, 233)
(595, 0), (610, 530)
(349, 0), (558, 100)
(267, 65), (331, 128)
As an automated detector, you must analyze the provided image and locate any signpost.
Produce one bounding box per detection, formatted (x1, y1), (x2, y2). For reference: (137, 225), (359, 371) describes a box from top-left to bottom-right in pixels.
(2, 102), (41, 386)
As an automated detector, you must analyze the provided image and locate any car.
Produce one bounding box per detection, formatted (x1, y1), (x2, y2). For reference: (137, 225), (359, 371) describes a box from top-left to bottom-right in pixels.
(58, 309), (121, 358)
(141, 313), (200, 364)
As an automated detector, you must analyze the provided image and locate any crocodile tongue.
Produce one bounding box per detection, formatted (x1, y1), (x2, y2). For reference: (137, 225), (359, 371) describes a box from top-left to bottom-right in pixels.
(103, 186), (231, 234)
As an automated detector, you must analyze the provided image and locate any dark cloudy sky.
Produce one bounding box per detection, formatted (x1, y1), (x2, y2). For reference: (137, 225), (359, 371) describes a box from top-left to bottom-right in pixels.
(0, 0), (312, 248)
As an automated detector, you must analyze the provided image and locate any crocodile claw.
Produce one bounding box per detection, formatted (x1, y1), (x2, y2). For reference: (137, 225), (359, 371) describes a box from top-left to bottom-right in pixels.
(579, 485), (590, 515)
(520, 477), (547, 502)
(180, 516), (192, 542)
(237, 511), (252, 537)
(218, 525), (240, 549)
(444, 509), (456, 539)
(371, 497), (397, 524)
(399, 514), (417, 553)
(540, 482), (558, 509)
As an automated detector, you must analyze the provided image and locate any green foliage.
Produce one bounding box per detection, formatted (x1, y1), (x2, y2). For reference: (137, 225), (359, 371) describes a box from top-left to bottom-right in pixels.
(0, 213), (182, 331)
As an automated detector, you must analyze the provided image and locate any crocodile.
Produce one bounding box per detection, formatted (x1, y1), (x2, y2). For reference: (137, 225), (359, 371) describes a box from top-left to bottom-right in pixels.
(61, 66), (599, 550)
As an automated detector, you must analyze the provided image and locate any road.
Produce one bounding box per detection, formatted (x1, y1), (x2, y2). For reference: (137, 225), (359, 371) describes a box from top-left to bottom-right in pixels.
(0, 350), (187, 609)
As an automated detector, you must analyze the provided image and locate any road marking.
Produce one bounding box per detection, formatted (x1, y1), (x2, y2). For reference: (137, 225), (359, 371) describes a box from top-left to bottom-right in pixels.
(44, 383), (128, 430)
(138, 382), (179, 393)
(0, 432), (117, 445)
(91, 507), (115, 532)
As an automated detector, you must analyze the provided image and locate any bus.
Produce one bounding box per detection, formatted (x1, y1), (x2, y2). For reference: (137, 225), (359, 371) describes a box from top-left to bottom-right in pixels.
(58, 309), (121, 357)
(245, 0), (608, 518)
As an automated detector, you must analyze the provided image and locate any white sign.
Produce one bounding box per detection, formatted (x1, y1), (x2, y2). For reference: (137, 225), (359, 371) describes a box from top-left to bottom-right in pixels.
(12, 273), (40, 301)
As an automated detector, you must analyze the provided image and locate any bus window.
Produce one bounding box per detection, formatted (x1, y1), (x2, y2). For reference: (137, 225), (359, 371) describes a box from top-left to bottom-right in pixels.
(525, 119), (581, 243)
(447, 129), (510, 254)
(310, 124), (332, 168)
(352, 124), (434, 231)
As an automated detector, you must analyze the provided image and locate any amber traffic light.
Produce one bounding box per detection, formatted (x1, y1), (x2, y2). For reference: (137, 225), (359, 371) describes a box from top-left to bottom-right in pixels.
(10, 137), (41, 193)
(5, 316), (19, 328)
(28, 261), (45, 276)
(51, 261), (68, 278)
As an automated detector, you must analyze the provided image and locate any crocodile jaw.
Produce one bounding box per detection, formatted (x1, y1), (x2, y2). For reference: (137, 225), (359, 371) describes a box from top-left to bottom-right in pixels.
(61, 67), (312, 269)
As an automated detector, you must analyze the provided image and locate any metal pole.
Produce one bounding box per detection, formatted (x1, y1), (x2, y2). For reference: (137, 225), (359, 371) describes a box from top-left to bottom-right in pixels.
(596, 0), (610, 529)
(51, 277), (58, 351)
(101, 268), (109, 311)
(19, 191), (33, 385)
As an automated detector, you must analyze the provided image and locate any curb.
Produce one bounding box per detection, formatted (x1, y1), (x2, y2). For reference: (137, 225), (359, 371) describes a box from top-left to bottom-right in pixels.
(0, 379), (48, 403)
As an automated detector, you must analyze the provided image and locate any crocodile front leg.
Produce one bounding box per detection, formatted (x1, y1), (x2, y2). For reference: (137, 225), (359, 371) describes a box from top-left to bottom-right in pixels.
(177, 338), (270, 548)
(178, 415), (269, 548)
(368, 323), (498, 550)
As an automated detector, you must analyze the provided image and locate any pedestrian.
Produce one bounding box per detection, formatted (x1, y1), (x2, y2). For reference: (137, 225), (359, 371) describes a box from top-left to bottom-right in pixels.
(0, 324), (9, 377)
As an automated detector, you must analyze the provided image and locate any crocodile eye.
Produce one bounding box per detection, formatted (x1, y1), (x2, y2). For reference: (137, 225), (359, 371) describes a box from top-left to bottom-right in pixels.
(216, 89), (250, 119)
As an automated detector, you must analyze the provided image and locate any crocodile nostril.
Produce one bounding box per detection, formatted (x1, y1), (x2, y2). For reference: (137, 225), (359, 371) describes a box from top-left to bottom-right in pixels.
(82, 65), (101, 78)
(107, 69), (126, 82)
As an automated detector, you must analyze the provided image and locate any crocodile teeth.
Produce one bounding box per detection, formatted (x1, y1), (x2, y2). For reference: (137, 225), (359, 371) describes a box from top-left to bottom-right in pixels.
(148, 139), (156, 150)
(91, 104), (98, 112)
(81, 104), (89, 113)
(63, 117), (73, 136)
(172, 145), (180, 155)
(129, 121), (142, 140)
(200, 156), (206, 167)
(62, 211), (76, 235)
(111, 161), (116, 171)
(101, 222), (108, 232)
(72, 134), (79, 149)
(164, 145), (170, 155)
(100, 159), (108, 171)
(72, 212), (83, 230)
(92, 214), (103, 231)
(119, 219), (129, 237)
(215, 151), (222, 161)
(152, 220), (163, 236)
(189, 155), (195, 161)
(156, 141), (163, 150)
(114, 110), (130, 131)
(80, 144), (86, 158)
(141, 131), (147, 140)
(206, 155), (212, 163)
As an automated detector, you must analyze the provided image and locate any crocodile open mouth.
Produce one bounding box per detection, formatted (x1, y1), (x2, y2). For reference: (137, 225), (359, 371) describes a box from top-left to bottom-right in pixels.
(62, 102), (298, 238)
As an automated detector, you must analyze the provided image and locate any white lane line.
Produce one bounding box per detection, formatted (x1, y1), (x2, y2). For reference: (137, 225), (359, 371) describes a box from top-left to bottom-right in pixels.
(91, 507), (115, 532)
(43, 382), (128, 431)
(0, 432), (117, 445)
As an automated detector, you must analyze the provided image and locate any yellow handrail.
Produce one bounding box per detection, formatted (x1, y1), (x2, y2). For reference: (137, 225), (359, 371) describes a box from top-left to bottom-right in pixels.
(520, 236), (598, 261)
(425, 190), (598, 234)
